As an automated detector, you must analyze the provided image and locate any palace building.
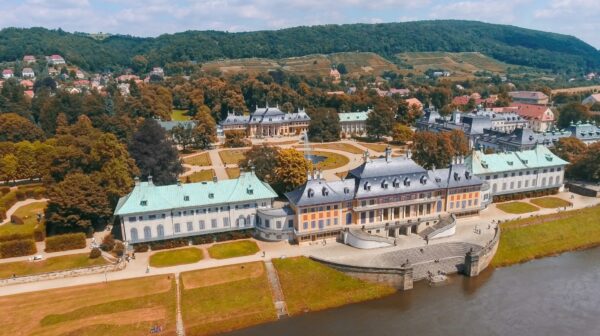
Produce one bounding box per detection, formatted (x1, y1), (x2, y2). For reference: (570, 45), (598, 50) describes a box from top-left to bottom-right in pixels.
(220, 104), (310, 137)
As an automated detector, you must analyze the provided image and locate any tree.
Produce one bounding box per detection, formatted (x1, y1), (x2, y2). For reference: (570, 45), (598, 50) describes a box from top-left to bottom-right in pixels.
(192, 109), (217, 149)
(430, 87), (452, 109)
(447, 130), (469, 157)
(0, 154), (18, 183)
(45, 173), (112, 235)
(571, 142), (600, 182)
(391, 124), (413, 144)
(171, 123), (195, 151)
(273, 149), (312, 194)
(411, 131), (453, 169)
(0, 113), (44, 142)
(224, 130), (250, 148)
(308, 108), (341, 142)
(131, 55), (149, 73)
(129, 119), (183, 185)
(552, 137), (587, 163)
(239, 145), (280, 183)
(336, 63), (347, 75)
(367, 103), (395, 139)
(557, 103), (591, 128)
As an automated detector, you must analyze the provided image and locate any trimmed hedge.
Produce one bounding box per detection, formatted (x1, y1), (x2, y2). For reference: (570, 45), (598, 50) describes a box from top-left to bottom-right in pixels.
(493, 188), (558, 203)
(149, 238), (188, 251)
(45, 233), (87, 252)
(130, 229), (256, 252)
(0, 239), (37, 258)
(0, 185), (46, 221)
(0, 233), (32, 243)
(10, 215), (24, 225)
(113, 242), (125, 257)
(89, 247), (102, 259)
(133, 244), (149, 253)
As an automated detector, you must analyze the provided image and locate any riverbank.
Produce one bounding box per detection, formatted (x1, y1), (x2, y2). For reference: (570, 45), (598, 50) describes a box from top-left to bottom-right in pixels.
(492, 204), (600, 267)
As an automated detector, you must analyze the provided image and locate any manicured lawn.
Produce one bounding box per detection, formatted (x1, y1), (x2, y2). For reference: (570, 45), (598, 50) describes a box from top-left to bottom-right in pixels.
(0, 201), (46, 238)
(530, 197), (572, 209)
(219, 149), (247, 164)
(181, 262), (276, 335)
(183, 152), (211, 166)
(358, 142), (388, 152)
(226, 167), (241, 179)
(312, 143), (364, 154)
(0, 274), (176, 335)
(207, 240), (260, 259)
(181, 170), (215, 183)
(149, 247), (204, 268)
(312, 150), (350, 170)
(492, 205), (600, 267)
(272, 257), (395, 315)
(0, 253), (108, 279)
(171, 109), (191, 121)
(496, 201), (539, 214)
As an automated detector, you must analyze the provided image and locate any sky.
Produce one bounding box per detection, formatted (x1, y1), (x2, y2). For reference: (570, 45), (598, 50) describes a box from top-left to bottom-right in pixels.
(0, 0), (599, 48)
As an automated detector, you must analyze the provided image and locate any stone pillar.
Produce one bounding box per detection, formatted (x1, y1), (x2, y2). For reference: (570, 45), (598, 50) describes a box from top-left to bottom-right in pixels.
(464, 248), (480, 277)
(399, 259), (413, 290)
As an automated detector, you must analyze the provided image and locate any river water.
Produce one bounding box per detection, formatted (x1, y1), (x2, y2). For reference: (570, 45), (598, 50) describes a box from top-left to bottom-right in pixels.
(227, 248), (600, 336)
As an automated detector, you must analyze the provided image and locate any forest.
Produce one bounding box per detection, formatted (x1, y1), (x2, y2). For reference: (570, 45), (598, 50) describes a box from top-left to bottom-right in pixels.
(1, 20), (599, 74)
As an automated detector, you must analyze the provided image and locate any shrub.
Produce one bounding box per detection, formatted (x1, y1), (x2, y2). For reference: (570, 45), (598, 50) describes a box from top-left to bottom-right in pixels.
(10, 215), (24, 225)
(101, 234), (115, 252)
(0, 239), (37, 258)
(89, 247), (102, 259)
(133, 244), (149, 253)
(32, 187), (46, 199)
(0, 187), (9, 195)
(15, 190), (26, 201)
(33, 226), (45, 242)
(113, 242), (125, 257)
(191, 235), (215, 245)
(0, 207), (6, 221)
(45, 233), (87, 252)
(149, 238), (188, 251)
(0, 233), (32, 242)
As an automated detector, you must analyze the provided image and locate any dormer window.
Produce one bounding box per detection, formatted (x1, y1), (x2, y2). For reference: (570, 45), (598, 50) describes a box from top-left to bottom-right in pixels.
(507, 160), (513, 165)
(420, 175), (427, 184)
(364, 182), (371, 191)
(465, 171), (471, 180)
(208, 193), (214, 199)
(404, 178), (410, 186)
(184, 196), (190, 201)
(453, 172), (460, 181)
(344, 187), (350, 194)
(381, 180), (388, 189)
(322, 187), (329, 196)
(393, 179), (400, 188)
(307, 188), (314, 198)
(247, 187), (254, 195)
(481, 160), (488, 168)
(140, 200), (147, 206)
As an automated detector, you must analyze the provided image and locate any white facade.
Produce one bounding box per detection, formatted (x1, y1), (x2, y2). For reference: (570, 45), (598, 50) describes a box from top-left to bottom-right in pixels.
(479, 167), (565, 196)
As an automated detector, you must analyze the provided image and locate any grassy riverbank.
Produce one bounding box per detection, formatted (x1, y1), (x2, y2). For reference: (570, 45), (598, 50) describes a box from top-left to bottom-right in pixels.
(492, 205), (600, 267)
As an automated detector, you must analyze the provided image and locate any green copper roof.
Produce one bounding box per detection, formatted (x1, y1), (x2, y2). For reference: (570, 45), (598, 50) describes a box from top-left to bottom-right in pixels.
(465, 145), (568, 175)
(339, 111), (369, 122)
(114, 172), (277, 216)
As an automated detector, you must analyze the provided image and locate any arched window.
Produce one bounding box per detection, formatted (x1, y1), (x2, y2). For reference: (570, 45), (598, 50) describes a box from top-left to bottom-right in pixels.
(157, 224), (165, 237)
(143, 226), (151, 239)
(130, 228), (138, 241)
(346, 212), (352, 225)
(307, 188), (314, 198)
(238, 217), (246, 227)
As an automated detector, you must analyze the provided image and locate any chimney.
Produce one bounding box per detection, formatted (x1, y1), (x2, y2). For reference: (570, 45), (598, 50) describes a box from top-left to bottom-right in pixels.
(363, 150), (370, 163)
(385, 145), (392, 162)
(134, 176), (140, 186)
(406, 149), (412, 159)
(212, 175), (218, 183)
(307, 170), (312, 181)
(147, 175), (153, 185)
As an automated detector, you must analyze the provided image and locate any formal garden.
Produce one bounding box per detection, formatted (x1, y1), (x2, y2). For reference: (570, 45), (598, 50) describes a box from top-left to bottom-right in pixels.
(149, 247), (204, 268)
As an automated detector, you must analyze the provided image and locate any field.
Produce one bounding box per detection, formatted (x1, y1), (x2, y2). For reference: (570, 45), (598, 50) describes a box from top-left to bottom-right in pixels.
(180, 262), (276, 335)
(171, 109), (191, 121)
(311, 150), (350, 170)
(0, 275), (176, 335)
(207, 240), (260, 259)
(0, 253), (107, 279)
(551, 85), (600, 94)
(183, 152), (211, 166)
(492, 205), (600, 267)
(181, 170), (215, 183)
(219, 149), (247, 165)
(397, 52), (508, 78)
(149, 247), (204, 268)
(496, 201), (539, 214)
(272, 257), (395, 315)
(0, 201), (46, 238)
(312, 143), (364, 154)
(202, 52), (401, 77)
(530, 197), (572, 208)
(226, 167), (241, 179)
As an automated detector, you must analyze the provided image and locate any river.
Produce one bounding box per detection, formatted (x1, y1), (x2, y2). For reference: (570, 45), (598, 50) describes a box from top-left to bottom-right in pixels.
(227, 248), (600, 336)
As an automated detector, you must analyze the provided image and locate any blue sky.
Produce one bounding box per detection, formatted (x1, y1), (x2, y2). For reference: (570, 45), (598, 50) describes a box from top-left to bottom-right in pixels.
(1, 0), (599, 48)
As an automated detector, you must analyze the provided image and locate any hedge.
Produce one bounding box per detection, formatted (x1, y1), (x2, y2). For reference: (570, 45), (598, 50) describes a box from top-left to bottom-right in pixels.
(0, 239), (37, 258)
(492, 188), (558, 203)
(149, 238), (188, 251)
(0, 233), (32, 243)
(133, 244), (149, 253)
(10, 215), (24, 225)
(0, 187), (9, 195)
(89, 247), (102, 259)
(45, 233), (87, 252)
(0, 185), (46, 221)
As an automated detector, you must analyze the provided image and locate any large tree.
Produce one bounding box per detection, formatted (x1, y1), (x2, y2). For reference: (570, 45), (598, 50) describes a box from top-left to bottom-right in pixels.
(366, 103), (395, 139)
(308, 108), (341, 142)
(411, 131), (454, 169)
(129, 118), (183, 185)
(571, 142), (600, 182)
(192, 109), (217, 149)
(171, 123), (195, 151)
(447, 129), (470, 157)
(224, 130), (250, 148)
(557, 103), (591, 128)
(0, 113), (44, 142)
(239, 144), (280, 184)
(273, 149), (312, 194)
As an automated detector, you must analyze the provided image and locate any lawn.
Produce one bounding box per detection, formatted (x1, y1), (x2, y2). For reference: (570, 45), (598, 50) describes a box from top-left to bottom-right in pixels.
(272, 257), (395, 315)
(181, 170), (215, 183)
(183, 152), (211, 166)
(312, 143), (364, 154)
(492, 205), (600, 267)
(226, 167), (241, 179)
(171, 109), (191, 121)
(0, 275), (176, 336)
(312, 150), (350, 170)
(358, 142), (389, 152)
(0, 253), (108, 279)
(180, 262), (276, 335)
(207, 240), (260, 259)
(530, 197), (572, 209)
(219, 149), (247, 165)
(0, 201), (46, 238)
(149, 247), (204, 268)
(496, 201), (539, 214)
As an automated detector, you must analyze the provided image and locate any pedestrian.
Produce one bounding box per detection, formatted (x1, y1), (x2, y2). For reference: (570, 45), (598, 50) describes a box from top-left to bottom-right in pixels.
(425, 236), (429, 245)
(262, 251), (266, 258)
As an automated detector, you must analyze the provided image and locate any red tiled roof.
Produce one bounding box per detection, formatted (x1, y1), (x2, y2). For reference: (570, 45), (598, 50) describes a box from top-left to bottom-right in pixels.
(510, 103), (554, 121)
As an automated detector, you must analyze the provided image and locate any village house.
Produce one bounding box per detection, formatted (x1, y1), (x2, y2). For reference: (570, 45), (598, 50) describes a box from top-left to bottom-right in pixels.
(20, 80), (34, 89)
(329, 68), (341, 82)
(21, 67), (35, 78)
(47, 54), (66, 65)
(220, 104), (310, 137)
(510, 103), (555, 132)
(339, 110), (371, 137)
(150, 67), (165, 77)
(508, 91), (549, 105)
(2, 69), (14, 79)
(22, 55), (36, 64)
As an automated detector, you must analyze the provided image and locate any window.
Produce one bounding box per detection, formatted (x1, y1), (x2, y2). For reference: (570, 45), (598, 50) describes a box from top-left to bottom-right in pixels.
(334, 218), (338, 225)
(276, 221), (282, 229)
(518, 181), (521, 188)
(318, 220), (324, 229)
(143, 226), (151, 239)
(238, 217), (246, 227)
(157, 225), (165, 237)
(326, 219), (331, 226)
(288, 220), (294, 228)
(502, 183), (507, 191)
(311, 221), (316, 229)
(140, 200), (147, 206)
(184, 195), (189, 201)
(525, 180), (529, 188)
(130, 228), (138, 241)
(162, 213), (166, 219)
(138, 216), (143, 221)
(510, 181), (514, 189)
(211, 219), (217, 228)
(128, 217), (136, 222)
(549, 176), (554, 185)
(187, 222), (193, 231)
(346, 213), (352, 225)
(199, 220), (205, 230)
(303, 222), (308, 229)
(174, 223), (181, 233)
(223, 218), (230, 227)
(265, 219), (270, 228)
(149, 215), (156, 220)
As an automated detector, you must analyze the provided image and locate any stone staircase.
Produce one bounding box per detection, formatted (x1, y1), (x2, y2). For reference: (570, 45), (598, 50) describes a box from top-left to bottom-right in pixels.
(264, 261), (288, 318)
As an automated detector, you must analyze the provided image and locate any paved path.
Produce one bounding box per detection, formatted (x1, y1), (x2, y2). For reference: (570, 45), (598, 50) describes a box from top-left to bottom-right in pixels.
(0, 198), (48, 226)
(175, 274), (186, 336)
(264, 260), (288, 318)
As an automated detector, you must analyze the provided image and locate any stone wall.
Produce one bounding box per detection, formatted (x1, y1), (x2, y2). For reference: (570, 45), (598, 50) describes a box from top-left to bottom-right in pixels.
(0, 261), (126, 287)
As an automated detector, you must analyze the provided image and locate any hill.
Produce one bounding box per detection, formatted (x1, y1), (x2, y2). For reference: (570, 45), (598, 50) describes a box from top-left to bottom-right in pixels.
(0, 20), (599, 74)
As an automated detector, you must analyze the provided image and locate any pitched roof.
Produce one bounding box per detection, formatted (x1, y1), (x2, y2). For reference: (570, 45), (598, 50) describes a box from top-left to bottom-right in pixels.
(339, 111), (370, 122)
(285, 177), (355, 207)
(114, 172), (277, 216)
(511, 103), (554, 121)
(508, 91), (548, 100)
(465, 145), (568, 175)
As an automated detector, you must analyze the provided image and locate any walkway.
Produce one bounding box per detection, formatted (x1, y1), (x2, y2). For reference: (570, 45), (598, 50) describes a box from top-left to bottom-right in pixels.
(264, 260), (288, 318)
(0, 198), (48, 226)
(175, 274), (186, 336)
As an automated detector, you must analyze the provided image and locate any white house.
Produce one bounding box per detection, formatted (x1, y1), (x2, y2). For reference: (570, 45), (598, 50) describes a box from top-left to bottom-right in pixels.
(22, 67), (35, 78)
(2, 69), (14, 79)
